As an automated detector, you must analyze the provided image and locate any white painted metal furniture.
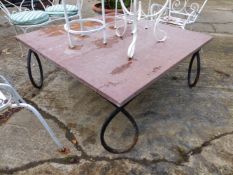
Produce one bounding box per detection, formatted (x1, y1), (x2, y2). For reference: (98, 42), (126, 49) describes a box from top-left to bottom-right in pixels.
(0, 0), (51, 56)
(62, 0), (107, 48)
(0, 75), (64, 149)
(114, 0), (169, 58)
(0, 0), (82, 56)
(152, 0), (208, 29)
(0, 0), (51, 33)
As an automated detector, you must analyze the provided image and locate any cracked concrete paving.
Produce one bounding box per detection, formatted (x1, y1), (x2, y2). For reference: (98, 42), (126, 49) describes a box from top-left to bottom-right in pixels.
(0, 0), (233, 174)
(0, 110), (81, 170)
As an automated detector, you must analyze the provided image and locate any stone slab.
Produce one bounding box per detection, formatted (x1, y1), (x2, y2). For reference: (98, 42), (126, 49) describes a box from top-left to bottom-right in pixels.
(16, 20), (212, 107)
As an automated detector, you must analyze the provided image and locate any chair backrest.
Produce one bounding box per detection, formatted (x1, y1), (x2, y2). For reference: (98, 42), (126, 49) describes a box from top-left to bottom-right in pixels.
(170, 0), (208, 12)
(0, 0), (37, 18)
(0, 0), (18, 18)
(0, 0), (51, 27)
(170, 0), (208, 19)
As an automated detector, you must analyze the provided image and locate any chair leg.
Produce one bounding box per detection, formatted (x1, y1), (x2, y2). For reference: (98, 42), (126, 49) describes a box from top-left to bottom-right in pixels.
(114, 0), (118, 29)
(103, 29), (107, 44)
(0, 75), (63, 149)
(67, 32), (74, 48)
(0, 75), (8, 84)
(13, 26), (24, 57)
(17, 103), (64, 149)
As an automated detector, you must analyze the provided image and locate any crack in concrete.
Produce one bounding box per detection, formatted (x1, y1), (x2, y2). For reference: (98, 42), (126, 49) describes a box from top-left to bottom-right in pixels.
(0, 2), (233, 174)
(195, 21), (233, 34)
(25, 99), (87, 156)
(187, 131), (233, 157)
(184, 21), (233, 35)
(24, 100), (179, 165)
(1, 64), (233, 174)
(0, 100), (180, 174)
(1, 98), (232, 174)
(2, 129), (233, 174)
(210, 23), (217, 33)
(0, 156), (80, 174)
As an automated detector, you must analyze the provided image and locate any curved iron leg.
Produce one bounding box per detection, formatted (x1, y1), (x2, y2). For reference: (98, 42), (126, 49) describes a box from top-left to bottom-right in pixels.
(27, 49), (44, 89)
(100, 106), (139, 154)
(188, 51), (201, 88)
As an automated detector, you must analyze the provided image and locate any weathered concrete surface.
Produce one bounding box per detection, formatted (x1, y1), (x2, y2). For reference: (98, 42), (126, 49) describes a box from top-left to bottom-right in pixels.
(15, 160), (151, 175)
(0, 0), (233, 174)
(0, 110), (81, 170)
(188, 0), (233, 34)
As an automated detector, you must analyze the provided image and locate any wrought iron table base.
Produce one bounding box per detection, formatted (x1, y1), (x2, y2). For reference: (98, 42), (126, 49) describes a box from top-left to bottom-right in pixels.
(26, 49), (202, 153)
(100, 102), (139, 154)
(27, 49), (43, 89)
(188, 51), (201, 88)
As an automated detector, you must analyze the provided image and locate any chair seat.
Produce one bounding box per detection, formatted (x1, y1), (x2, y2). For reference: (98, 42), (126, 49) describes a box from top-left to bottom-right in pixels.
(10, 10), (49, 25)
(45, 4), (78, 17)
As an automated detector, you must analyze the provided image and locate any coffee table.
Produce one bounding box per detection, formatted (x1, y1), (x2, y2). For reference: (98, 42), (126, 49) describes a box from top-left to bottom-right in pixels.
(16, 20), (212, 154)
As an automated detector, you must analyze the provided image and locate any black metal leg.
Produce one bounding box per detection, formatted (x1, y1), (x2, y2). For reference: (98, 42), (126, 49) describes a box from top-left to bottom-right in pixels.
(27, 49), (43, 89)
(100, 105), (139, 154)
(188, 51), (201, 88)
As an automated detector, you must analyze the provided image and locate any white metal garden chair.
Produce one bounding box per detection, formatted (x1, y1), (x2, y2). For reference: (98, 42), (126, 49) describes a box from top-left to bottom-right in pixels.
(151, 0), (208, 29)
(0, 0), (51, 33)
(0, 0), (82, 56)
(0, 75), (64, 150)
(0, 0), (51, 56)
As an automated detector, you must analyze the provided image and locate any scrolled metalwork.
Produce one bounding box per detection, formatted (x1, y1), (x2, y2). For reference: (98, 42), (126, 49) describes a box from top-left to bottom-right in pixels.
(114, 0), (169, 59)
(171, 0), (203, 14)
(171, 0), (187, 12)
(158, 0), (208, 28)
